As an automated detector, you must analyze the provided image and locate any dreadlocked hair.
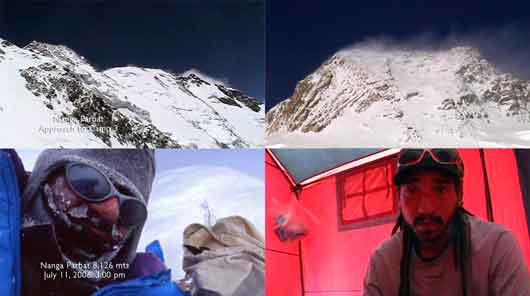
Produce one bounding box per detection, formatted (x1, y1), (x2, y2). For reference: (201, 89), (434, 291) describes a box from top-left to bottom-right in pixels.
(392, 207), (472, 296)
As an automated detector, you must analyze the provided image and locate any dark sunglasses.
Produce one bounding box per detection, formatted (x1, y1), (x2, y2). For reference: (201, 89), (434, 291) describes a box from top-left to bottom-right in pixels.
(64, 162), (147, 227)
(398, 149), (463, 168)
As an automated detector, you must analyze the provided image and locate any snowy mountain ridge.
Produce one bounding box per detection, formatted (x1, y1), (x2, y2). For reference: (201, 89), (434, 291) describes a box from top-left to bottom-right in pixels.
(0, 38), (264, 148)
(266, 45), (530, 147)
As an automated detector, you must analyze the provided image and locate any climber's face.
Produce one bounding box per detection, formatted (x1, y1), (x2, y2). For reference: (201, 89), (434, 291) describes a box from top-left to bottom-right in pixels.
(43, 164), (146, 262)
(399, 170), (459, 245)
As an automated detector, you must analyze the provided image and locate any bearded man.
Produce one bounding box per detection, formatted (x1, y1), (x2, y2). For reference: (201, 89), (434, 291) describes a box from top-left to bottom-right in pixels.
(363, 149), (530, 296)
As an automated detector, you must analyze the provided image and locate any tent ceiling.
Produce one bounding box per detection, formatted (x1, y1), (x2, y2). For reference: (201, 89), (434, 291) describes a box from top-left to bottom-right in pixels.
(271, 148), (382, 184)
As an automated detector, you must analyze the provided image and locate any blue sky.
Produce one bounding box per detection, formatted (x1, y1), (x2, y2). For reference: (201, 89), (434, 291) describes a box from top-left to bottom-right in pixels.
(1, 0), (265, 100)
(155, 149), (264, 179)
(266, 0), (530, 109)
(17, 149), (264, 180)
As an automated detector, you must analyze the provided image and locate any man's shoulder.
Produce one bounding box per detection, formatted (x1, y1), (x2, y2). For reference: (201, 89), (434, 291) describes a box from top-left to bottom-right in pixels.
(467, 215), (513, 251)
(466, 215), (530, 294)
(370, 231), (403, 265)
(468, 215), (510, 236)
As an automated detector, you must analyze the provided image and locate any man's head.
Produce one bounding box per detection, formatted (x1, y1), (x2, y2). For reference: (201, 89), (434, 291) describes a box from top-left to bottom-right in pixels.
(42, 162), (148, 262)
(23, 149), (155, 282)
(394, 149), (464, 245)
(392, 149), (471, 296)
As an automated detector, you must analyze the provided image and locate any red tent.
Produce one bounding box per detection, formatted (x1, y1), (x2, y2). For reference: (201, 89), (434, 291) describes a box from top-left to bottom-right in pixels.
(266, 149), (530, 296)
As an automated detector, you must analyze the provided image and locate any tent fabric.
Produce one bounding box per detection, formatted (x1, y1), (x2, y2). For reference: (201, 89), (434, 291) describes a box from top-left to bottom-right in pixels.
(299, 157), (396, 294)
(271, 149), (381, 184)
(266, 148), (530, 296)
(337, 159), (396, 227)
(266, 250), (303, 296)
(265, 151), (300, 255)
(458, 149), (489, 219)
(265, 151), (303, 296)
(0, 151), (22, 296)
(483, 149), (530, 267)
(301, 177), (390, 293)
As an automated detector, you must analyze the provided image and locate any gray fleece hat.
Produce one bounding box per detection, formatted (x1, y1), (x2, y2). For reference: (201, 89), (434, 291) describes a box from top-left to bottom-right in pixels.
(23, 149), (156, 210)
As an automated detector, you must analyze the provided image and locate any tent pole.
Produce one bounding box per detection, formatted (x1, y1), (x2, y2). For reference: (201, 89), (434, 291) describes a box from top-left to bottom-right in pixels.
(479, 149), (495, 222)
(293, 187), (305, 296)
(298, 241), (305, 296)
(514, 149), (530, 238)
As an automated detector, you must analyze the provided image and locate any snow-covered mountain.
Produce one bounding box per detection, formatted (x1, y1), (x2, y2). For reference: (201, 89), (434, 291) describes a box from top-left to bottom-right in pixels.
(266, 45), (530, 147)
(0, 38), (264, 148)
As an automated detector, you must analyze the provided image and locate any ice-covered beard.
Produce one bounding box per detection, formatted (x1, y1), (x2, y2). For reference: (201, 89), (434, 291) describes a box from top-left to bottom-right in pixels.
(42, 179), (130, 283)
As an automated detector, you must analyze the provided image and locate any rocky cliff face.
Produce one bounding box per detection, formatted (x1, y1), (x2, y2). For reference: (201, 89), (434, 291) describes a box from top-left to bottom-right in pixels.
(0, 38), (264, 148)
(267, 46), (530, 147)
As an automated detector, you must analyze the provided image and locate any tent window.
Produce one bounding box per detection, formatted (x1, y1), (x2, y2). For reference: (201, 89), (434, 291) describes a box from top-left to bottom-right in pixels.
(337, 158), (397, 229)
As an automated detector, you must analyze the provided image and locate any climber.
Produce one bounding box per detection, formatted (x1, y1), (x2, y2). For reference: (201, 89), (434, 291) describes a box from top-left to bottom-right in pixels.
(20, 149), (185, 296)
(363, 149), (530, 296)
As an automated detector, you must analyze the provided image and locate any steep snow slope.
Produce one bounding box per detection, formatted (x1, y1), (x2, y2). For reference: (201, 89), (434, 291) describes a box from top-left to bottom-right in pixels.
(266, 45), (530, 147)
(0, 38), (264, 148)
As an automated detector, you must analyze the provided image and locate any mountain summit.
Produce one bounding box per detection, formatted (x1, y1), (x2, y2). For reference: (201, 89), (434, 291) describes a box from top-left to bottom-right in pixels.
(0, 38), (264, 148)
(267, 45), (530, 147)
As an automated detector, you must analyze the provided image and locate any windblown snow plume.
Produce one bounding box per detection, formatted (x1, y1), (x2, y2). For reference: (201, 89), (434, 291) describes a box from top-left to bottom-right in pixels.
(266, 44), (530, 147)
(0, 38), (264, 148)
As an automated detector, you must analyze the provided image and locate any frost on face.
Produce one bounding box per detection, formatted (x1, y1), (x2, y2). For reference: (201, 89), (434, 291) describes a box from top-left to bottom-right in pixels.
(43, 182), (125, 283)
(44, 183), (82, 232)
(111, 224), (123, 242)
(90, 216), (102, 228)
(68, 205), (89, 219)
(22, 216), (38, 228)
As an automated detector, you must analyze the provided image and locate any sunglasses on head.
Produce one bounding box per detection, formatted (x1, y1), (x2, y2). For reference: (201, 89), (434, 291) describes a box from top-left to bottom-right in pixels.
(64, 162), (147, 227)
(398, 149), (463, 168)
